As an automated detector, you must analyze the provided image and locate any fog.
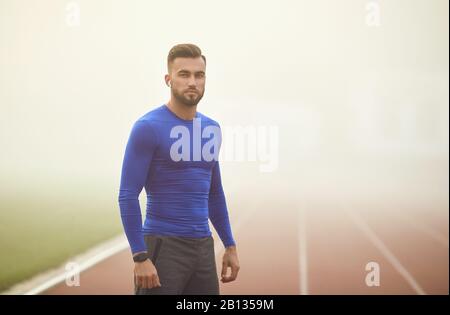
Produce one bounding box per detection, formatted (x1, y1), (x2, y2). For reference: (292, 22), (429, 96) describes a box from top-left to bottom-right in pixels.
(0, 0), (448, 210)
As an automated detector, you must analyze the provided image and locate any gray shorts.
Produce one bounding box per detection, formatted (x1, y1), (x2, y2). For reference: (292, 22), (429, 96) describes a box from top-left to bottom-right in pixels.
(134, 234), (220, 295)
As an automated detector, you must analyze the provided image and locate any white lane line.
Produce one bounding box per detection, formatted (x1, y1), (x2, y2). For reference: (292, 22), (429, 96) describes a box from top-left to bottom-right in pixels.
(344, 208), (427, 295)
(298, 206), (309, 295)
(2, 235), (129, 295)
(23, 206), (255, 295)
(26, 240), (128, 295)
(213, 205), (259, 258)
(394, 212), (449, 248)
(8, 200), (260, 295)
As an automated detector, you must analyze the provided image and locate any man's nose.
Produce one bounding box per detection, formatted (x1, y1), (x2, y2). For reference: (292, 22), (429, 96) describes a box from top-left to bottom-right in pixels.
(188, 76), (197, 87)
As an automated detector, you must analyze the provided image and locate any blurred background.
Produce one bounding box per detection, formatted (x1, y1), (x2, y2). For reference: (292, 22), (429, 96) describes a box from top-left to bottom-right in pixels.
(0, 0), (448, 294)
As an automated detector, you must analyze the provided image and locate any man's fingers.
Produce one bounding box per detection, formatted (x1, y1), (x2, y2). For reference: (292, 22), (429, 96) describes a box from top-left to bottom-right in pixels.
(136, 275), (142, 288)
(221, 261), (228, 278)
(156, 274), (162, 287)
(135, 273), (160, 289)
(146, 275), (153, 289)
(149, 274), (156, 288)
(222, 276), (232, 283)
(149, 274), (156, 289)
(221, 264), (239, 283)
(142, 275), (149, 289)
(230, 265), (239, 281)
(154, 274), (162, 287)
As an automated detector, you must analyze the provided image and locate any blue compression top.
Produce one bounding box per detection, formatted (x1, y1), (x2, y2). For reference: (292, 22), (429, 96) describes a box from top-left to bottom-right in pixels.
(118, 104), (236, 254)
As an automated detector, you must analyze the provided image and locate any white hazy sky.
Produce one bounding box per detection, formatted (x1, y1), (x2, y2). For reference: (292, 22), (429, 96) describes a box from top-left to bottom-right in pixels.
(0, 0), (448, 205)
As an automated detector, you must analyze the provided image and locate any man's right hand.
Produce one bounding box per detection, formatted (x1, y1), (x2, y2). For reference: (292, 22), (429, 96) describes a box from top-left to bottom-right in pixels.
(133, 253), (161, 289)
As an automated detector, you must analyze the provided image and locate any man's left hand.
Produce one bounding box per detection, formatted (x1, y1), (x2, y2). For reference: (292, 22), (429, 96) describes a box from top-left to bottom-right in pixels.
(221, 246), (240, 283)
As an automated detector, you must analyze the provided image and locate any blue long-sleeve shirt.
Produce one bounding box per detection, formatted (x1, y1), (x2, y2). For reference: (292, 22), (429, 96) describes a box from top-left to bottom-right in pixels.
(118, 104), (236, 254)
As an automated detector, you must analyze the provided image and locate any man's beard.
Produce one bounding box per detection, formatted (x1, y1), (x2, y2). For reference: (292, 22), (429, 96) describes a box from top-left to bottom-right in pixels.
(172, 88), (204, 107)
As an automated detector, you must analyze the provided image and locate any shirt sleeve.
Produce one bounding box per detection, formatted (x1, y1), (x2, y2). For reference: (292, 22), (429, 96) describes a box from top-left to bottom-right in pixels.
(208, 160), (236, 248)
(118, 119), (158, 254)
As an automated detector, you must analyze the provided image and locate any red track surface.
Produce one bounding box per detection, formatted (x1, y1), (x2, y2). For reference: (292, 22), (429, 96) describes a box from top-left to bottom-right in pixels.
(43, 197), (448, 295)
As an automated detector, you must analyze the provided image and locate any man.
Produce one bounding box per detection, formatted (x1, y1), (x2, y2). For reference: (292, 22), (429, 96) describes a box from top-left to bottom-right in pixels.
(118, 43), (240, 295)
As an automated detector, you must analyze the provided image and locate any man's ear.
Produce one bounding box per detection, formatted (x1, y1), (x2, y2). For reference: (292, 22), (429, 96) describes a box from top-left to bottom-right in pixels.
(164, 74), (171, 87)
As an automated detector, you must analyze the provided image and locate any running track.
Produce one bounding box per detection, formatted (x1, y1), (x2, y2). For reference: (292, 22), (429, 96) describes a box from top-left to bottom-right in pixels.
(42, 186), (449, 295)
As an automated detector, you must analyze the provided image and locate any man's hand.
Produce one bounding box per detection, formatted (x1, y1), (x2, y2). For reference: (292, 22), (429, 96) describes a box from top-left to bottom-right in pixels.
(221, 245), (240, 283)
(133, 252), (161, 289)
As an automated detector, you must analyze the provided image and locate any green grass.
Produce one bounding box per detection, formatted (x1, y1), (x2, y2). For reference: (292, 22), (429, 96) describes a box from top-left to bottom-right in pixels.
(0, 186), (125, 292)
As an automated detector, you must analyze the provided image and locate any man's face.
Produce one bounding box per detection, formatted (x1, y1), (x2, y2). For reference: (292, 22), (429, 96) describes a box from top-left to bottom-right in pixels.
(167, 57), (206, 107)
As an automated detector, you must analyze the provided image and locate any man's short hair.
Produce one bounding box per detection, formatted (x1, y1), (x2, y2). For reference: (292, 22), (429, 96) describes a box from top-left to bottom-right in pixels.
(167, 43), (206, 72)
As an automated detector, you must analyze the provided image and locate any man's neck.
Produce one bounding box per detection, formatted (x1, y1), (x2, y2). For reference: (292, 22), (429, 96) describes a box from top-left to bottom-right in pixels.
(166, 99), (197, 120)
